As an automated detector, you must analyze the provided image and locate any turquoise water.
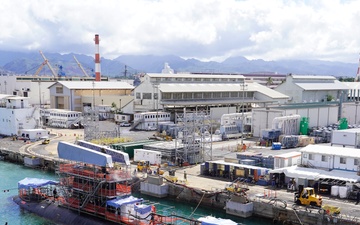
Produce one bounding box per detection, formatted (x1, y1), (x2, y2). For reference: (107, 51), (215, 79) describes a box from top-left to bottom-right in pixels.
(0, 161), (270, 225)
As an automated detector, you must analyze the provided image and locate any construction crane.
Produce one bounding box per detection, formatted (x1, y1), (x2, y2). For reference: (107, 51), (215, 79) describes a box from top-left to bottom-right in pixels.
(39, 50), (57, 78)
(73, 55), (90, 77)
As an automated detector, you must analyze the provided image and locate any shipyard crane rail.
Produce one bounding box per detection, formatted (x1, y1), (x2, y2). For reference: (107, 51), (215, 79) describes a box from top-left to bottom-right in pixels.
(73, 55), (90, 77)
(39, 50), (57, 78)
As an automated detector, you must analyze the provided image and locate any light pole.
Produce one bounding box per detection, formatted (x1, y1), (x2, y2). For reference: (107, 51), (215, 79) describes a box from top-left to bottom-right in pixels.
(240, 81), (246, 146)
(356, 102), (359, 126)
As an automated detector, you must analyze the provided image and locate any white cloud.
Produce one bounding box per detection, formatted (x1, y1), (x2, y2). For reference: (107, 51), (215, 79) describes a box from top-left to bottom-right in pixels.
(0, 0), (359, 63)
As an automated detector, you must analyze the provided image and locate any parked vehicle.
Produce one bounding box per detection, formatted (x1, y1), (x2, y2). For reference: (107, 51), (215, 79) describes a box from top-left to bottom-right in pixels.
(294, 187), (322, 207)
(119, 122), (131, 127)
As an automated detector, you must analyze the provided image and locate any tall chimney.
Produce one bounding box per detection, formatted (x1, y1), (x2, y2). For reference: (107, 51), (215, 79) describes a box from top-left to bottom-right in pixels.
(94, 34), (101, 81)
(356, 54), (360, 82)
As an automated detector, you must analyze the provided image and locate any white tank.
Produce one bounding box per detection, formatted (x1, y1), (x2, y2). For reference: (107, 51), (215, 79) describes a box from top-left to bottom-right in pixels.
(331, 185), (339, 197)
(338, 186), (349, 199)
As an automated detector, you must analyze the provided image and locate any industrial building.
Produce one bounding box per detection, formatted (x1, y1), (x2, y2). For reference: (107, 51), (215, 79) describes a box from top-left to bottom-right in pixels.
(275, 74), (349, 103)
(0, 94), (41, 137)
(48, 81), (134, 112)
(134, 73), (289, 117)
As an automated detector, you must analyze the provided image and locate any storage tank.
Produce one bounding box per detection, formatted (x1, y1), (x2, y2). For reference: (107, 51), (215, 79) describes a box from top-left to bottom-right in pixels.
(300, 117), (309, 135)
(331, 185), (339, 197)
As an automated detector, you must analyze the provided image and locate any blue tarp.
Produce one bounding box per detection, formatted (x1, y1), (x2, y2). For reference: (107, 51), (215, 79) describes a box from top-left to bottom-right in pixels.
(58, 141), (113, 167)
(106, 196), (142, 208)
(18, 177), (58, 189)
(134, 204), (152, 214)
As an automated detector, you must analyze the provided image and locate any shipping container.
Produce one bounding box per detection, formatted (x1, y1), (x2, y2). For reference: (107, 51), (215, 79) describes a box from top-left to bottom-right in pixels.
(134, 149), (161, 165)
(331, 128), (360, 148)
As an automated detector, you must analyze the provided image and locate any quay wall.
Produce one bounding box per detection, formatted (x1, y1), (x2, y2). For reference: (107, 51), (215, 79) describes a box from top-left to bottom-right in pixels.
(2, 147), (360, 225)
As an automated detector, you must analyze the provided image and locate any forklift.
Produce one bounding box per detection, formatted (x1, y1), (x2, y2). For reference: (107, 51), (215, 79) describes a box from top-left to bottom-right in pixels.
(294, 186), (322, 207)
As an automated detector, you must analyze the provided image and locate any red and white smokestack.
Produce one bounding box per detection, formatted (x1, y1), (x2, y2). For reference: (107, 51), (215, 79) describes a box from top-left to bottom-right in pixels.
(94, 34), (101, 81)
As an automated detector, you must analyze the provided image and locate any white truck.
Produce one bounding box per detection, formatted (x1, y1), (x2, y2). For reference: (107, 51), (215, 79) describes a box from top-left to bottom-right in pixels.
(134, 149), (162, 165)
(331, 128), (360, 148)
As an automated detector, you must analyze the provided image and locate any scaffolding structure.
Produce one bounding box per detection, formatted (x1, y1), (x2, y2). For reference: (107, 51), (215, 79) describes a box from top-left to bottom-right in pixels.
(175, 109), (212, 164)
(83, 107), (99, 141)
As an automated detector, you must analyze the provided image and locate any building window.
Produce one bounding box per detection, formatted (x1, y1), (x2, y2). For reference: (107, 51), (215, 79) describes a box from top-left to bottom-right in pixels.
(354, 159), (359, 166)
(194, 78), (201, 81)
(230, 92), (238, 98)
(23, 92), (28, 97)
(56, 86), (63, 94)
(142, 93), (152, 99)
(173, 93), (182, 99)
(136, 93), (141, 99)
(194, 93), (202, 99)
(321, 155), (328, 162)
(213, 92), (221, 98)
(308, 154), (314, 160)
(203, 92), (211, 98)
(162, 93), (171, 99)
(222, 92), (229, 98)
(340, 157), (346, 164)
(183, 93), (192, 99)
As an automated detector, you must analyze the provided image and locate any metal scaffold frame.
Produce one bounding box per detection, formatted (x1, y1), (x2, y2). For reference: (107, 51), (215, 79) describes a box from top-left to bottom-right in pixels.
(83, 108), (99, 141)
(175, 108), (212, 164)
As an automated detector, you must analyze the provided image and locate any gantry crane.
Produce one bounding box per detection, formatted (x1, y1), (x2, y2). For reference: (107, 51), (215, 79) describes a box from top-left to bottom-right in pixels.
(73, 55), (90, 77)
(39, 50), (57, 78)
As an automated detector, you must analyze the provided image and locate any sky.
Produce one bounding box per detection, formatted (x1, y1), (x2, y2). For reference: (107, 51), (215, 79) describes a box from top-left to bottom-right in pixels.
(1, 0), (360, 63)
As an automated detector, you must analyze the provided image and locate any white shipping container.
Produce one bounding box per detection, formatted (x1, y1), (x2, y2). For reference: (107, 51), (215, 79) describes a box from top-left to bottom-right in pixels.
(331, 129), (360, 147)
(134, 149), (161, 165)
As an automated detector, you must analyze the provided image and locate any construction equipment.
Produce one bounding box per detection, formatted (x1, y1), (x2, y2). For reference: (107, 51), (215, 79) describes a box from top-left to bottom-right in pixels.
(39, 50), (57, 78)
(225, 178), (249, 194)
(294, 187), (322, 207)
(165, 169), (178, 183)
(322, 204), (340, 215)
(41, 139), (50, 145)
(73, 55), (91, 77)
(137, 160), (150, 172)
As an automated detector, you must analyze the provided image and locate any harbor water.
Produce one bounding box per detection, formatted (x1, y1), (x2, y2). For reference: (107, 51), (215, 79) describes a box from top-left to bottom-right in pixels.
(0, 161), (271, 225)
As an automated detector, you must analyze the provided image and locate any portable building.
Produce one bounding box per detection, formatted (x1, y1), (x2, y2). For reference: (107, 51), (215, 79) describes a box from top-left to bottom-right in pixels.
(19, 128), (48, 141)
(273, 151), (301, 169)
(134, 149), (162, 165)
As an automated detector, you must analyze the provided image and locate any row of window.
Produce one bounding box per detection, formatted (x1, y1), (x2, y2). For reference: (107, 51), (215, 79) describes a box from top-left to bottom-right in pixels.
(308, 154), (359, 165)
(136, 92), (252, 100)
(49, 113), (80, 117)
(153, 77), (243, 82)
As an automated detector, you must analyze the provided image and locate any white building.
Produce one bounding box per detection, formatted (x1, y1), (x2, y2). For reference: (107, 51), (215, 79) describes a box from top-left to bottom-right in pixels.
(275, 74), (349, 103)
(41, 108), (82, 128)
(134, 73), (289, 119)
(133, 111), (171, 130)
(274, 151), (301, 169)
(0, 94), (41, 136)
(48, 81), (134, 112)
(300, 145), (360, 172)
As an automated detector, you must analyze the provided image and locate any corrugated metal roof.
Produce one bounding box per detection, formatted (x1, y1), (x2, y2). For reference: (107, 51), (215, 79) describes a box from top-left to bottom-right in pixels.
(292, 75), (336, 80)
(159, 83), (289, 99)
(300, 144), (360, 158)
(295, 80), (349, 90)
(147, 73), (245, 79)
(55, 81), (134, 90)
(343, 82), (360, 89)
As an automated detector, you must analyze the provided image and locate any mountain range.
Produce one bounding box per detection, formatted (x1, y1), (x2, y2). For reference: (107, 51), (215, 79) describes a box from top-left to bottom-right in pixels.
(0, 50), (357, 78)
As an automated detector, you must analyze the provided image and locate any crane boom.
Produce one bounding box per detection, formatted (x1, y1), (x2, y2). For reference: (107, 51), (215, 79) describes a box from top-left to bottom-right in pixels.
(73, 55), (90, 77)
(39, 50), (57, 78)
